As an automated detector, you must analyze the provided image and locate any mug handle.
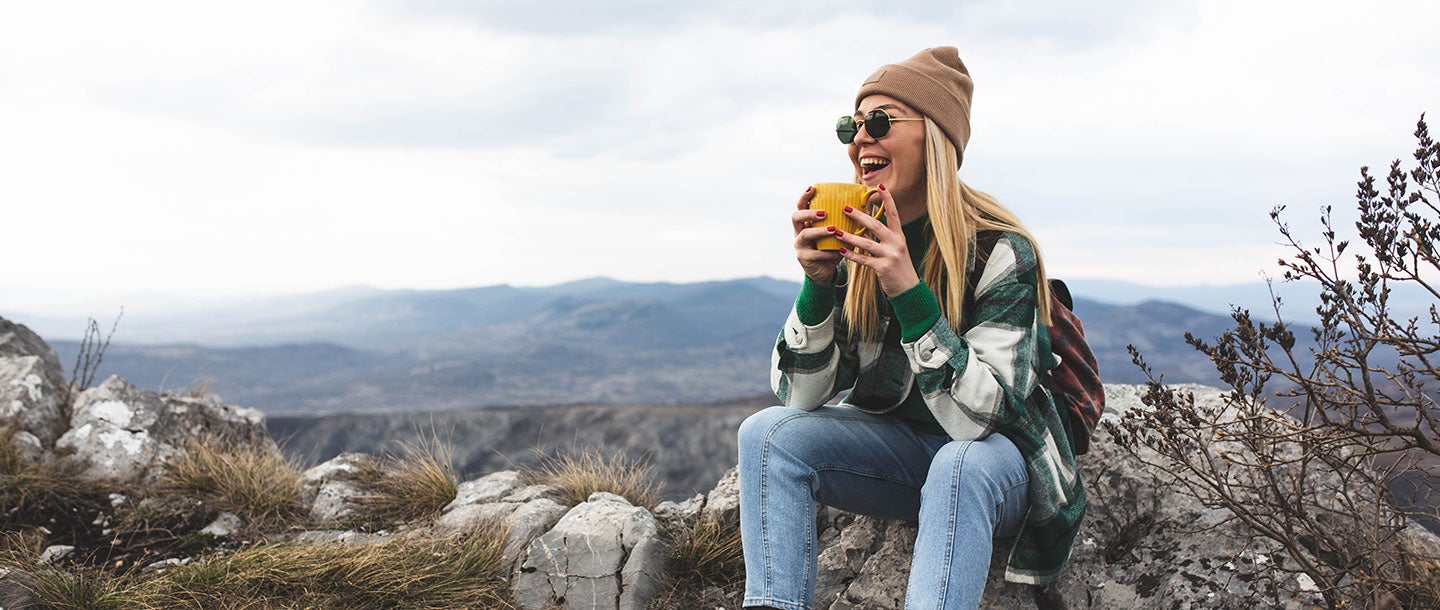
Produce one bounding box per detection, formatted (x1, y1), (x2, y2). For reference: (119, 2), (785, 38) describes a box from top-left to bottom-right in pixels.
(852, 188), (886, 237)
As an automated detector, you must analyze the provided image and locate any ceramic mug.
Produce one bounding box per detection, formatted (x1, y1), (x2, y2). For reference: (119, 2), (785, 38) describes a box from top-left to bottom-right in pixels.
(809, 182), (884, 251)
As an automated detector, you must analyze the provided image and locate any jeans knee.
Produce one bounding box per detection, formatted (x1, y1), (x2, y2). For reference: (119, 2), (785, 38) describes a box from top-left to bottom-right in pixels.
(738, 406), (791, 459)
(927, 435), (1024, 502)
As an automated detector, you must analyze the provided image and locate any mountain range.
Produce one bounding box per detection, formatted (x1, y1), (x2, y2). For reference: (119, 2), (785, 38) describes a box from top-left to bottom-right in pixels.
(10, 276), (1279, 415)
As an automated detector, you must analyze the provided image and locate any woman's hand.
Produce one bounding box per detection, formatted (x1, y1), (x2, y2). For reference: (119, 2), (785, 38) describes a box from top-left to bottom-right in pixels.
(830, 184), (920, 297)
(791, 186), (844, 285)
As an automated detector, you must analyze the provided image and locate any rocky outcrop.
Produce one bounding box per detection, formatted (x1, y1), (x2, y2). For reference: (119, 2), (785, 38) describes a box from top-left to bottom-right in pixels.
(55, 375), (272, 482)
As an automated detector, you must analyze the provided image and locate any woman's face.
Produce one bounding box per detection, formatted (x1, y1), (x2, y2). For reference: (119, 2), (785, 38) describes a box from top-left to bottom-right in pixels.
(848, 94), (926, 212)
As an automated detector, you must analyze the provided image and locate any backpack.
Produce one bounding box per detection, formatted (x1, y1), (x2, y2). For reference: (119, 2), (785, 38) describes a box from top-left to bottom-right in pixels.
(967, 233), (1105, 455)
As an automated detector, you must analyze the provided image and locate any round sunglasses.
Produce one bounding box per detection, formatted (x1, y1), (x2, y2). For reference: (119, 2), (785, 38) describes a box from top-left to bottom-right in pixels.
(835, 109), (925, 144)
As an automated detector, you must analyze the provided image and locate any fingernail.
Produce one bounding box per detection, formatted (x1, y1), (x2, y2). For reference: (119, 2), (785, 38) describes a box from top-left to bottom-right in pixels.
(839, 248), (849, 254)
(805, 186), (813, 193)
(879, 183), (887, 191)
(843, 206), (854, 213)
(815, 210), (826, 218)
(826, 226), (836, 233)
(834, 230), (845, 237)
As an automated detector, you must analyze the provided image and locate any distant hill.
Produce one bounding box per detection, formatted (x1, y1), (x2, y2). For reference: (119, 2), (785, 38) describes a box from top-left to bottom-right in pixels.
(34, 277), (1265, 415)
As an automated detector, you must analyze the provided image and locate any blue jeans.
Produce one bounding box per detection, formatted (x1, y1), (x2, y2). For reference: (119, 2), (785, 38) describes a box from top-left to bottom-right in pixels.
(738, 405), (1030, 610)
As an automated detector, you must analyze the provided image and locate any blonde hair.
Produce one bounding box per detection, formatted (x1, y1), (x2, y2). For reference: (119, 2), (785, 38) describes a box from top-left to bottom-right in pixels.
(843, 118), (1052, 342)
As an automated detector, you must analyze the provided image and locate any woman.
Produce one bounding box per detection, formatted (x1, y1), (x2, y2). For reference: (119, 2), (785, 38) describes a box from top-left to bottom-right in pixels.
(738, 47), (1085, 610)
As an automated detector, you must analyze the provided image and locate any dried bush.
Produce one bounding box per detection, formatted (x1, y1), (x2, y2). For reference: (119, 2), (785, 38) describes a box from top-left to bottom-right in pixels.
(156, 435), (306, 530)
(1115, 115), (1440, 609)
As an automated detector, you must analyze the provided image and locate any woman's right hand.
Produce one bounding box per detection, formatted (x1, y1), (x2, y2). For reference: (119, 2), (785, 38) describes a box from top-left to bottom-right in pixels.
(792, 186), (843, 285)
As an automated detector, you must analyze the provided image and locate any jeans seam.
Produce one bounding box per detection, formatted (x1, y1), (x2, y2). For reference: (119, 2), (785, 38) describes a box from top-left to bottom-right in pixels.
(812, 465), (926, 490)
(937, 441), (972, 610)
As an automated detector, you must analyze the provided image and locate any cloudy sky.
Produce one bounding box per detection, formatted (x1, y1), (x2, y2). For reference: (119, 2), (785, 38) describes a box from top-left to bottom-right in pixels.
(3, 0), (1437, 316)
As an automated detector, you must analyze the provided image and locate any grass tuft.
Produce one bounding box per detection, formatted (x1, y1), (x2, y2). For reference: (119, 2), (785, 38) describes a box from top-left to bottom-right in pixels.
(520, 446), (661, 509)
(350, 436), (459, 529)
(663, 516), (744, 590)
(0, 564), (143, 610)
(157, 435), (305, 530)
(141, 520), (515, 609)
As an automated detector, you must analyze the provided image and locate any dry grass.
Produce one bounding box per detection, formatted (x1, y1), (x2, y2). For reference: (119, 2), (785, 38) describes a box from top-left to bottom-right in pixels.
(349, 437), (459, 529)
(0, 563), (144, 610)
(139, 520), (515, 609)
(156, 435), (305, 530)
(520, 446), (661, 509)
(0, 521), (516, 610)
(0, 425), (113, 537)
(664, 516), (744, 589)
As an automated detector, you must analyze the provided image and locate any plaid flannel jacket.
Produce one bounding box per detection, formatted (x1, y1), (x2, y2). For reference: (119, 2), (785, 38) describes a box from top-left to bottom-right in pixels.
(770, 230), (1086, 585)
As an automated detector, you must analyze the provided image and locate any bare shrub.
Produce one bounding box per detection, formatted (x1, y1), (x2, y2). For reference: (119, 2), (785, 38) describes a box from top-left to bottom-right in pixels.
(60, 310), (123, 414)
(1116, 115), (1440, 609)
(156, 435), (306, 530)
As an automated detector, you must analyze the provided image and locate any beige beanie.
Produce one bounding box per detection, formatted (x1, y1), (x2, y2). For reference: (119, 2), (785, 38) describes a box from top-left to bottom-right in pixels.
(855, 46), (973, 165)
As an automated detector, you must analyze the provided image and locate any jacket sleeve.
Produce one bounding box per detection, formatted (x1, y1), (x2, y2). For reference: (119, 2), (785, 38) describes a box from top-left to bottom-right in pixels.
(771, 273), (859, 410)
(893, 234), (1044, 440)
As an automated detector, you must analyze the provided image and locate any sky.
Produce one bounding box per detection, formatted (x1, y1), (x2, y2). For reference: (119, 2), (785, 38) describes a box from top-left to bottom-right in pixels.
(3, 0), (1438, 317)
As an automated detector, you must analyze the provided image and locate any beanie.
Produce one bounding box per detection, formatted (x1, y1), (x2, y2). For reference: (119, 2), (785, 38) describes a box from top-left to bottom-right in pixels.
(855, 46), (973, 165)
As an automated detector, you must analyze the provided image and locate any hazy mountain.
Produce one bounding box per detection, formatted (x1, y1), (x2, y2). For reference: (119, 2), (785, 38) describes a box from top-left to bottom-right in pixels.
(33, 276), (1272, 415)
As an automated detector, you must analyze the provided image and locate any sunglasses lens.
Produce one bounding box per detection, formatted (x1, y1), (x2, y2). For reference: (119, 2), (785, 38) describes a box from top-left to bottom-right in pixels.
(864, 109), (891, 139)
(836, 116), (857, 144)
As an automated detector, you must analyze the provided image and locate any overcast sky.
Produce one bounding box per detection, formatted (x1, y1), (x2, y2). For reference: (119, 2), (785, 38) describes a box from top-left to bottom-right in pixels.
(3, 0), (1437, 316)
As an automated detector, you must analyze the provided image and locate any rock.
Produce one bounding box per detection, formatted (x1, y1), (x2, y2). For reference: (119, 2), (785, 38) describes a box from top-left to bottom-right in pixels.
(0, 566), (43, 609)
(436, 489), (569, 567)
(702, 466), (739, 524)
(652, 493), (705, 530)
(0, 355), (67, 449)
(201, 512), (244, 538)
(292, 530), (390, 545)
(444, 470), (524, 511)
(515, 492), (670, 610)
(301, 452), (380, 524)
(0, 317), (64, 377)
(39, 544), (75, 564)
(55, 376), (273, 482)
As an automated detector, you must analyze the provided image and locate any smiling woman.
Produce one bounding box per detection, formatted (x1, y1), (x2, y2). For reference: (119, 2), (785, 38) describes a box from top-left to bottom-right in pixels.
(738, 47), (1084, 610)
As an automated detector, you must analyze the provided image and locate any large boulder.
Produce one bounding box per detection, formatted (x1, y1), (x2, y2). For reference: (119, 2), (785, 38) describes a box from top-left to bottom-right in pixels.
(436, 470), (569, 566)
(0, 318), (68, 450)
(55, 375), (273, 482)
(301, 452), (382, 525)
(515, 492), (669, 610)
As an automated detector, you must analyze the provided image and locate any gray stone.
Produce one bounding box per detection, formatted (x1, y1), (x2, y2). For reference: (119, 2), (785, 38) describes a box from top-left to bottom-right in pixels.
(653, 493), (705, 530)
(703, 466), (739, 524)
(39, 544), (75, 564)
(515, 492), (669, 610)
(0, 566), (43, 609)
(292, 530), (389, 545)
(302, 452), (379, 524)
(0, 355), (66, 448)
(445, 470), (523, 511)
(201, 512), (244, 538)
(0, 318), (64, 379)
(55, 376), (273, 482)
(503, 483), (559, 503)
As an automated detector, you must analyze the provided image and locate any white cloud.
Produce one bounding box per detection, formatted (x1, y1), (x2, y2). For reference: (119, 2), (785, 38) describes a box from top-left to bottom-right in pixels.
(1, 0), (1436, 315)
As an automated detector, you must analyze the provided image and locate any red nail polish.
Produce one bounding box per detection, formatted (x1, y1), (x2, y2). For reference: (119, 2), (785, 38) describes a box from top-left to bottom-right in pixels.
(815, 210), (826, 218)
(826, 226), (836, 232)
(839, 248), (849, 254)
(879, 183), (887, 191)
(834, 230), (845, 237)
(843, 206), (854, 213)
(805, 186), (813, 193)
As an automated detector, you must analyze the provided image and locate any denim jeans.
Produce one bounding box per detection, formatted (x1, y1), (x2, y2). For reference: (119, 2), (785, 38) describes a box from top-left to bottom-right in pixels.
(738, 405), (1030, 610)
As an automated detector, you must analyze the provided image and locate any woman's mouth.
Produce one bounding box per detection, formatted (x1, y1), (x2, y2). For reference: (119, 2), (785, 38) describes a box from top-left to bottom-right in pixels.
(859, 157), (891, 179)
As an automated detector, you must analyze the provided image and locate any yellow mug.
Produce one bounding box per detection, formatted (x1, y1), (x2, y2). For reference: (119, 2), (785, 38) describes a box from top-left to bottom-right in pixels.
(809, 182), (884, 251)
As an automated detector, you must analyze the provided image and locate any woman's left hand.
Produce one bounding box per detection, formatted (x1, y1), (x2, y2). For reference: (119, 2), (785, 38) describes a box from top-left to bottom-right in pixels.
(830, 184), (921, 297)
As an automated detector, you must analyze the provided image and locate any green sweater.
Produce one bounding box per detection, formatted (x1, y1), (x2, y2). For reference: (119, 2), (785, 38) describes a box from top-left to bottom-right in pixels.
(773, 221), (1085, 585)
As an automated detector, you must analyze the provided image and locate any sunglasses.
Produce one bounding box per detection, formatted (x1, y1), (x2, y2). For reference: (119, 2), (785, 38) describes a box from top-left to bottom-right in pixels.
(835, 109), (925, 144)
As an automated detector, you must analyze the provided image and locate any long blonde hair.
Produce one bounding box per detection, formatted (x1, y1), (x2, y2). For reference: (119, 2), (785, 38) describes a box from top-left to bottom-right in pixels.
(843, 118), (1052, 342)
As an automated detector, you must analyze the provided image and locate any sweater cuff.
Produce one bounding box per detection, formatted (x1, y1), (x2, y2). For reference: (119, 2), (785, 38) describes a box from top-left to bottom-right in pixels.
(795, 276), (837, 326)
(889, 280), (942, 342)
